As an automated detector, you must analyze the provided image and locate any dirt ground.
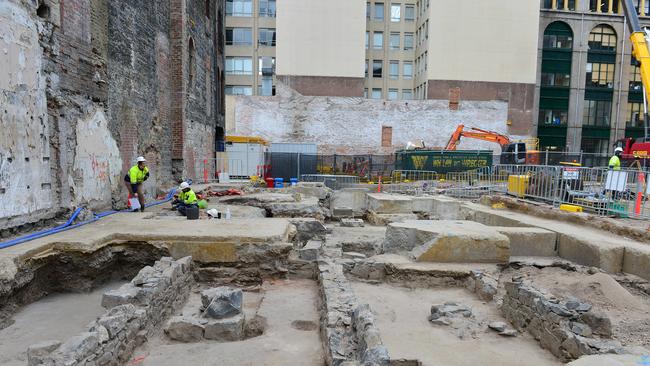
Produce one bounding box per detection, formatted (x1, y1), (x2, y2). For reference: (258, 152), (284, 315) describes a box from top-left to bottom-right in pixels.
(352, 281), (561, 366)
(0, 281), (125, 366)
(133, 279), (324, 366)
(499, 266), (650, 348)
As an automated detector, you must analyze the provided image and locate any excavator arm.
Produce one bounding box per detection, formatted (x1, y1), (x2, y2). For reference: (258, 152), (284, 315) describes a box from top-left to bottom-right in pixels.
(445, 124), (512, 151)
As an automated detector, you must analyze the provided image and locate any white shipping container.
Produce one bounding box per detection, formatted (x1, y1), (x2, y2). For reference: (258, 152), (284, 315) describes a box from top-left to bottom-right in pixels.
(271, 143), (317, 154)
(225, 142), (268, 178)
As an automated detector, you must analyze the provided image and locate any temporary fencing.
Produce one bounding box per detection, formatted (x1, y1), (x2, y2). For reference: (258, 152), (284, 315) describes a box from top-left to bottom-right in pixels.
(300, 174), (360, 190)
(383, 165), (650, 219)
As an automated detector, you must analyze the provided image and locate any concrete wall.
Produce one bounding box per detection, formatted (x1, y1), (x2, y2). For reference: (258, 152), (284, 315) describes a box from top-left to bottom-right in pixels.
(276, 0), (365, 78)
(228, 83), (520, 154)
(427, 0), (540, 84)
(0, 0), (225, 231)
(275, 0), (366, 97)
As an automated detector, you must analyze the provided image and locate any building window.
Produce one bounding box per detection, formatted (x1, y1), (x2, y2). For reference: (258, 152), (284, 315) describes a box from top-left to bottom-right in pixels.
(581, 138), (609, 154)
(543, 33), (573, 49)
(188, 38), (195, 88)
(541, 72), (571, 87)
(258, 56), (275, 75)
(366, 2), (371, 18)
(391, 4), (401, 22)
(634, 0), (650, 14)
(365, 32), (369, 49)
(373, 60), (382, 78)
(373, 32), (383, 49)
(402, 89), (412, 100)
(404, 33), (414, 50)
(258, 28), (276, 46)
(630, 57), (643, 91)
(627, 102), (644, 127)
(364, 88), (368, 98)
(226, 27), (252, 45)
(365, 60), (369, 77)
(226, 0), (252, 16)
(405, 5), (415, 21)
(375, 2), (384, 20)
(585, 62), (615, 88)
(257, 84), (275, 96)
(588, 0), (608, 12)
(225, 56), (253, 75)
(588, 25), (617, 52)
(259, 0), (276, 17)
(372, 88), (382, 99)
(539, 109), (568, 125)
(389, 32), (400, 50)
(388, 89), (399, 100)
(543, 0), (576, 10)
(403, 61), (412, 79)
(381, 126), (393, 147)
(583, 100), (612, 126)
(225, 85), (253, 95)
(389, 60), (399, 79)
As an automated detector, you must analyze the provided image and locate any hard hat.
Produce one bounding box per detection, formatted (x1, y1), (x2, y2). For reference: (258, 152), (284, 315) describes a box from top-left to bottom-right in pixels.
(179, 182), (190, 190)
(614, 147), (623, 153)
(136, 156), (146, 162)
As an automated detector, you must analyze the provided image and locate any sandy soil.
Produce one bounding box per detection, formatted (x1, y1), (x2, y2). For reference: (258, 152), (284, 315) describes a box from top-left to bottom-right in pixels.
(500, 266), (650, 348)
(133, 279), (324, 366)
(352, 281), (562, 366)
(0, 281), (125, 366)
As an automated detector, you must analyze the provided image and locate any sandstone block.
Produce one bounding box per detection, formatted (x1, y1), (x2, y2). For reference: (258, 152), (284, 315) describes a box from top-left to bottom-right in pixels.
(204, 314), (245, 341)
(366, 193), (413, 214)
(494, 226), (557, 257)
(165, 316), (204, 342)
(27, 340), (61, 366)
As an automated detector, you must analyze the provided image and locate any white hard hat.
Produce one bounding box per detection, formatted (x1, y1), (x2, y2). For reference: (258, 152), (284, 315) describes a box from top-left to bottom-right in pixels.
(614, 147), (623, 153)
(179, 182), (190, 190)
(136, 156), (146, 162)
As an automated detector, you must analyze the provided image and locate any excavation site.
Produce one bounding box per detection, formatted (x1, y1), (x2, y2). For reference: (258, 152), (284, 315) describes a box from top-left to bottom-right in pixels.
(1, 180), (650, 366)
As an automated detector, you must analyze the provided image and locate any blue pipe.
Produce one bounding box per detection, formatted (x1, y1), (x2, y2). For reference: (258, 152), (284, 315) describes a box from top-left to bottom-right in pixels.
(0, 188), (177, 250)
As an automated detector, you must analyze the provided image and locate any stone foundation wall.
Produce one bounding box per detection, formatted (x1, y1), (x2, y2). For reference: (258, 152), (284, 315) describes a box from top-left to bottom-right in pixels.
(28, 256), (193, 366)
(317, 259), (389, 366)
(502, 280), (622, 362)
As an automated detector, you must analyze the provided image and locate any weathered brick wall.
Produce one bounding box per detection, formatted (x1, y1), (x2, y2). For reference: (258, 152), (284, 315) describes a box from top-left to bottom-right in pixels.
(0, 0), (225, 232)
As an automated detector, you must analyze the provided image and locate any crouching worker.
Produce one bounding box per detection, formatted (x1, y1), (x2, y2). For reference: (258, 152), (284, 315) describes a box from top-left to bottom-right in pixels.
(124, 156), (150, 212)
(173, 182), (198, 216)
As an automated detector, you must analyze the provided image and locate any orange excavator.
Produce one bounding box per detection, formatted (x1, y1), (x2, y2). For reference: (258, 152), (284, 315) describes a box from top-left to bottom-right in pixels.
(445, 124), (539, 164)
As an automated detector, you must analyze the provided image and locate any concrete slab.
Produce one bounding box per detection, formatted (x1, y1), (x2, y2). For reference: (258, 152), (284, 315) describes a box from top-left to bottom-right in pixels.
(366, 212), (419, 226)
(413, 195), (462, 220)
(366, 193), (414, 214)
(384, 220), (510, 263)
(460, 202), (650, 278)
(330, 188), (370, 217)
(494, 227), (557, 257)
(0, 214), (294, 269)
(326, 226), (386, 257)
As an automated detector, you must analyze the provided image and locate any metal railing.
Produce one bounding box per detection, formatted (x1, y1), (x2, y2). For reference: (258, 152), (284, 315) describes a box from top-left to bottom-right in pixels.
(300, 174), (360, 190)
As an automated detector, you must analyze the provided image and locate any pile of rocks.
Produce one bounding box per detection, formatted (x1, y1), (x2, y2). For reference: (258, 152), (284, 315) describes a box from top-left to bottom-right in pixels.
(28, 256), (193, 366)
(165, 287), (246, 342)
(502, 280), (622, 361)
(429, 302), (473, 326)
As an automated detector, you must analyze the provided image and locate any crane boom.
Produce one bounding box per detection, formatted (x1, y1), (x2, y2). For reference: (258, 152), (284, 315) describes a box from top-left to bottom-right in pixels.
(621, 0), (650, 98)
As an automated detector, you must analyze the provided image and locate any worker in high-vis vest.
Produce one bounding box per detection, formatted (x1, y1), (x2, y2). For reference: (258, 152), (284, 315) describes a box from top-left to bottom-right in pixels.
(173, 181), (198, 216)
(609, 147), (623, 171)
(124, 156), (150, 211)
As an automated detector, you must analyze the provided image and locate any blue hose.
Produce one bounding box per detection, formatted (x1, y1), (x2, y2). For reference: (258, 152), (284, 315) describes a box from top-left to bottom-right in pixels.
(0, 188), (177, 250)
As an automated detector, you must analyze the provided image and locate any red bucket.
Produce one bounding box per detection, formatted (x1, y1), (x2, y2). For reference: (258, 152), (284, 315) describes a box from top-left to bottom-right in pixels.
(265, 177), (275, 188)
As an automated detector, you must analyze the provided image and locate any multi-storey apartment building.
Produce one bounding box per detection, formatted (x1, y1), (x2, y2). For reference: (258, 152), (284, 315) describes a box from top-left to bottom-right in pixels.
(538, 0), (650, 154)
(224, 0), (277, 96)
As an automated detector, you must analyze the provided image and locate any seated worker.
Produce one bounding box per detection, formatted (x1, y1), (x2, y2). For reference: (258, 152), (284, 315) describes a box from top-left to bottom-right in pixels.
(173, 182), (198, 216)
(124, 156), (150, 212)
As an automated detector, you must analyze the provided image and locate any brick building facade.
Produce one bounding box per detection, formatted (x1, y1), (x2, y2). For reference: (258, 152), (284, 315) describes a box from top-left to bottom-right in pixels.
(0, 0), (225, 231)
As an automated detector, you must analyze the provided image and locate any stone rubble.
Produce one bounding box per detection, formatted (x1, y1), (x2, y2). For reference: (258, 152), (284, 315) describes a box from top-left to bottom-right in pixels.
(501, 280), (624, 362)
(164, 286), (246, 343)
(28, 256), (194, 366)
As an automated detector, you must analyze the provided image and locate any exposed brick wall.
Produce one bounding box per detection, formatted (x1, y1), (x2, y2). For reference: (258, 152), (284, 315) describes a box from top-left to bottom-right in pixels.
(1, 0), (225, 230)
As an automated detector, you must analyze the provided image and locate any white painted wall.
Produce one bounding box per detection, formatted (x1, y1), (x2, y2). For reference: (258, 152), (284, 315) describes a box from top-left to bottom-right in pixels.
(427, 0), (540, 84)
(229, 84), (524, 154)
(0, 1), (54, 221)
(276, 0), (366, 77)
(72, 110), (123, 209)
